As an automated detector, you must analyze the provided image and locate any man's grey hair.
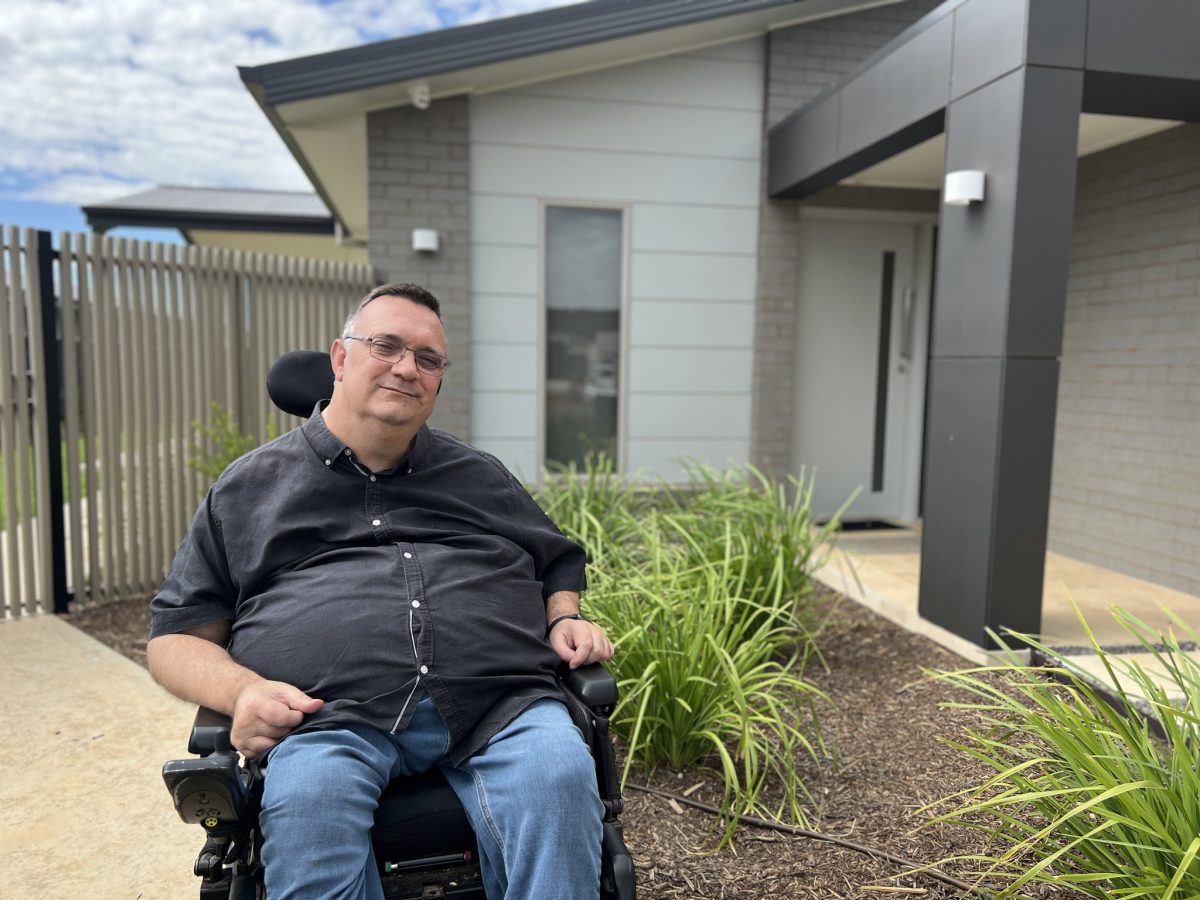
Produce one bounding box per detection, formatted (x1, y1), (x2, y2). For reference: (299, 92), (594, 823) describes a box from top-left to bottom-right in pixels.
(342, 283), (442, 336)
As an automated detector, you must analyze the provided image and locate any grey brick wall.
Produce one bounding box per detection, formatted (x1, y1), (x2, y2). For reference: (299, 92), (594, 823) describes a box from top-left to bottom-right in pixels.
(1048, 124), (1200, 596)
(751, 0), (942, 474)
(367, 98), (471, 438)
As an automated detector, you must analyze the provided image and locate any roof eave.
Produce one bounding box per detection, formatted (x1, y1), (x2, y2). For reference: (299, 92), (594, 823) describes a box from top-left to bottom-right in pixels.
(240, 79), (355, 238)
(82, 203), (334, 236)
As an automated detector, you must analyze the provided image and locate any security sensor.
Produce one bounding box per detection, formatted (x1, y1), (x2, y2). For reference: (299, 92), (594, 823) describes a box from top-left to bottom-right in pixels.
(409, 84), (432, 110)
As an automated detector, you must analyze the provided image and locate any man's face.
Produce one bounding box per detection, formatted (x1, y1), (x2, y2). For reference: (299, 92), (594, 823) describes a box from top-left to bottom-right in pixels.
(330, 294), (446, 432)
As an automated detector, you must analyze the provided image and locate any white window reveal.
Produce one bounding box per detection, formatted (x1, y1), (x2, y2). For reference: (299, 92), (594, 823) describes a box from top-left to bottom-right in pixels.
(544, 206), (623, 468)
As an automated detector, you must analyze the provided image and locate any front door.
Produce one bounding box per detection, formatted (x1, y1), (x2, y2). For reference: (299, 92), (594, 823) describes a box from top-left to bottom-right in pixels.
(790, 216), (933, 522)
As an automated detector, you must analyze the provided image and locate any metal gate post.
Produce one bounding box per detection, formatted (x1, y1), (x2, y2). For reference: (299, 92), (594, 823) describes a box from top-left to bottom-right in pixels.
(36, 230), (70, 613)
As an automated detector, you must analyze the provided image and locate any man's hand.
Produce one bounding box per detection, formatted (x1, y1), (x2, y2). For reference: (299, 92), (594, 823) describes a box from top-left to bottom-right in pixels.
(548, 618), (615, 670)
(231, 680), (324, 759)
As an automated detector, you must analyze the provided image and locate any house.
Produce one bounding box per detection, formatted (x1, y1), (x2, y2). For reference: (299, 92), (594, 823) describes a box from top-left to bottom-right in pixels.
(82, 185), (368, 264)
(101, 0), (1200, 648)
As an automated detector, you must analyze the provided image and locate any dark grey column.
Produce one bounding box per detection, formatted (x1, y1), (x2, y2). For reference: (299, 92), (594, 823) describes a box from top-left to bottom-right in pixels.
(918, 63), (1083, 645)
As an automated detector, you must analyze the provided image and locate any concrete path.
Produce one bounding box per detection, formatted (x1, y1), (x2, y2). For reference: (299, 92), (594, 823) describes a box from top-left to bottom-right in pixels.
(1, 615), (201, 899)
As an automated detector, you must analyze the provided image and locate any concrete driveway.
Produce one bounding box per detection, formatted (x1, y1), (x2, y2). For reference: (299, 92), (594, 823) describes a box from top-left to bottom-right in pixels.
(1, 615), (202, 898)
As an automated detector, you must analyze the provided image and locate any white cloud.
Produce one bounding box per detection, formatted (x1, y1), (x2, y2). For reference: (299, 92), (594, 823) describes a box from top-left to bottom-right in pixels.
(0, 0), (578, 206)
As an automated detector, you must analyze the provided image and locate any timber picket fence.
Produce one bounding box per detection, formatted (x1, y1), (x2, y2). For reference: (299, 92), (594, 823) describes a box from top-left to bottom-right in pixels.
(0, 226), (374, 617)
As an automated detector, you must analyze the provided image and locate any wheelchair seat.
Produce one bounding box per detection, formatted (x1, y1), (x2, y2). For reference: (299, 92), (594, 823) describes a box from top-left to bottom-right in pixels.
(162, 350), (635, 899)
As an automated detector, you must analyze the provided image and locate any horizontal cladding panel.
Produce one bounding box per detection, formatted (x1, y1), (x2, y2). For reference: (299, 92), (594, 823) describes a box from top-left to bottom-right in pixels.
(470, 438), (539, 483)
(628, 347), (753, 393)
(632, 203), (759, 255)
(628, 394), (752, 439)
(471, 94), (761, 160)
(631, 251), (758, 301)
(505, 42), (763, 109)
(630, 300), (754, 348)
(470, 293), (538, 344)
(471, 342), (538, 392)
(471, 195), (538, 246)
(471, 144), (760, 206)
(471, 390), (538, 438)
(471, 244), (538, 295)
(626, 438), (752, 483)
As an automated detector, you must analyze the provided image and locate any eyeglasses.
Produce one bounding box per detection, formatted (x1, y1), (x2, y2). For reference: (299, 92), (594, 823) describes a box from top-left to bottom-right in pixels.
(343, 335), (450, 376)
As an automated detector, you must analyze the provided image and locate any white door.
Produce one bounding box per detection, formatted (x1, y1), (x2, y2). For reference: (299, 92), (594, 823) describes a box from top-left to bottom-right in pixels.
(791, 217), (932, 522)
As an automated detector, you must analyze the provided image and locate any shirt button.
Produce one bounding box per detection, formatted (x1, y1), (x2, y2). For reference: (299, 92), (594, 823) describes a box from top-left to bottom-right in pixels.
(369, 475), (376, 482)
(344, 448), (351, 456)
(411, 600), (420, 608)
(403, 551), (413, 559)
(324, 459), (331, 466)
(419, 664), (429, 675)
(372, 519), (381, 526)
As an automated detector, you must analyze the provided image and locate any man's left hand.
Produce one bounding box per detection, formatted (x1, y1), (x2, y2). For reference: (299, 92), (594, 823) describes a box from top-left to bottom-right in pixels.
(549, 618), (614, 669)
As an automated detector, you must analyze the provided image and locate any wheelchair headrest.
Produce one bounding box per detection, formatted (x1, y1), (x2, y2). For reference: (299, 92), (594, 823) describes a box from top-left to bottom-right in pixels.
(267, 351), (335, 418)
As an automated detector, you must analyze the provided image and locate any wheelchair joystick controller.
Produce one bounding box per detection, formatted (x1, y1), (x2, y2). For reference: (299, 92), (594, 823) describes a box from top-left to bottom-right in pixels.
(163, 751), (251, 829)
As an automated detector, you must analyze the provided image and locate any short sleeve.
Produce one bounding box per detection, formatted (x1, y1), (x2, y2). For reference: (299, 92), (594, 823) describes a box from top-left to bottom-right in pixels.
(506, 471), (588, 598)
(148, 489), (238, 639)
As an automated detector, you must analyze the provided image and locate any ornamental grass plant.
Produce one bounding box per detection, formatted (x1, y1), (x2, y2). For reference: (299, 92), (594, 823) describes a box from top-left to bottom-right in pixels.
(534, 453), (843, 843)
(925, 607), (1200, 899)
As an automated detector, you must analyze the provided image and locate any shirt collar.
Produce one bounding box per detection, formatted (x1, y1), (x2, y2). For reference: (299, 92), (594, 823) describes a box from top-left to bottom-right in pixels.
(301, 401), (429, 476)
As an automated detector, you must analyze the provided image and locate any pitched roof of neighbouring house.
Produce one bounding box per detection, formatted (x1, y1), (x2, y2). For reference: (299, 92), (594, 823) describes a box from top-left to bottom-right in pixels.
(82, 185), (334, 234)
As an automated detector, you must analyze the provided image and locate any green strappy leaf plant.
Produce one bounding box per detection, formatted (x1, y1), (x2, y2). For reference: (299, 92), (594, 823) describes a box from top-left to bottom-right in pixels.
(924, 606), (1200, 898)
(533, 454), (848, 844)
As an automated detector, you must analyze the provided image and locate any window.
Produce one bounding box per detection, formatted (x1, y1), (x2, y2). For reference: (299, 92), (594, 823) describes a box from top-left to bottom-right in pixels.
(544, 206), (623, 468)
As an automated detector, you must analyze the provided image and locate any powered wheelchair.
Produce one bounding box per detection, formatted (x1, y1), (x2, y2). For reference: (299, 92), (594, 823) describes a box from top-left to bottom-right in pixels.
(161, 350), (635, 899)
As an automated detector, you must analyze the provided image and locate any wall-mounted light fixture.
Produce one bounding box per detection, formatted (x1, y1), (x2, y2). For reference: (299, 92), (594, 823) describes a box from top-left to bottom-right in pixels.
(944, 170), (986, 206)
(412, 228), (439, 253)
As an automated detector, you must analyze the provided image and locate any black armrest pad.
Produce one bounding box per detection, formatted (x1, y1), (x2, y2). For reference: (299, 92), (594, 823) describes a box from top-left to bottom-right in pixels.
(560, 663), (617, 708)
(189, 706), (233, 755)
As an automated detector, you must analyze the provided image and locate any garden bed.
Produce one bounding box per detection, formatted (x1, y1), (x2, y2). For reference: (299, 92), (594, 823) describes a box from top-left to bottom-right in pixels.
(67, 589), (1017, 899)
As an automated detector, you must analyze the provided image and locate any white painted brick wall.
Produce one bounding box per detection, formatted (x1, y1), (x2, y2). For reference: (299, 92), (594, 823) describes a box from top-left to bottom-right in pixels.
(1048, 124), (1200, 596)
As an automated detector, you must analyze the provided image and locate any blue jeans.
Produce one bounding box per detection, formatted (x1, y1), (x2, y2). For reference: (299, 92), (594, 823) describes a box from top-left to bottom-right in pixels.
(259, 696), (603, 899)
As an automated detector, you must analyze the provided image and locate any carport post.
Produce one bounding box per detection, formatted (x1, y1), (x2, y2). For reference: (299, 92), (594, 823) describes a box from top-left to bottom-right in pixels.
(917, 63), (1084, 646)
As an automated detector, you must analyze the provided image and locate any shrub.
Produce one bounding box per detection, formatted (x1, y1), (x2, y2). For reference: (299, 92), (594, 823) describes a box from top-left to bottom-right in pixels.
(665, 461), (846, 629)
(534, 454), (846, 842)
(189, 403), (274, 483)
(925, 607), (1200, 899)
(591, 513), (828, 840)
(531, 452), (640, 566)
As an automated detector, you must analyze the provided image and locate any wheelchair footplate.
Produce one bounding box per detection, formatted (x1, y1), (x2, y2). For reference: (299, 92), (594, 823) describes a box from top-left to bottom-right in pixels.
(379, 850), (484, 899)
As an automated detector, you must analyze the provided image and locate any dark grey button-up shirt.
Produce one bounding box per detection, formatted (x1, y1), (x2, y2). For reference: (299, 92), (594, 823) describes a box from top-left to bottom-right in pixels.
(150, 406), (586, 765)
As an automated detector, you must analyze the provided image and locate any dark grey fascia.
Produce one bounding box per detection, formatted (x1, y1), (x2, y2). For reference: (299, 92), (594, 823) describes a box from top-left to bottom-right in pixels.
(82, 206), (335, 236)
(768, 0), (1200, 199)
(239, 0), (809, 106)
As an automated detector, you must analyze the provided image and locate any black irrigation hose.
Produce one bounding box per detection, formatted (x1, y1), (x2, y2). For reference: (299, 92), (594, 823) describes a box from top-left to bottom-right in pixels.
(627, 782), (981, 896)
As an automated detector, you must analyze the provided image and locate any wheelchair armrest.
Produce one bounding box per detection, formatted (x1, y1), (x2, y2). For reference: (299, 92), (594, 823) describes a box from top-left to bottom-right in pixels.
(560, 662), (617, 710)
(557, 663), (624, 820)
(189, 706), (234, 756)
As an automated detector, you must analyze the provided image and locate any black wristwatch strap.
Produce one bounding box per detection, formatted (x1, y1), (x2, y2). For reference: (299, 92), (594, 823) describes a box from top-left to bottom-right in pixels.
(546, 613), (586, 638)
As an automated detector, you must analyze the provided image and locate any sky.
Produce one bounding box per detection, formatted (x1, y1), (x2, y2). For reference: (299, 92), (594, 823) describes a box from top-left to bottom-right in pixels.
(0, 0), (578, 240)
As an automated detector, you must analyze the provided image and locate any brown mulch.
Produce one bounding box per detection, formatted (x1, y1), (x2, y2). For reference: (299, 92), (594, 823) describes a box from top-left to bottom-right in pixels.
(65, 591), (1013, 899)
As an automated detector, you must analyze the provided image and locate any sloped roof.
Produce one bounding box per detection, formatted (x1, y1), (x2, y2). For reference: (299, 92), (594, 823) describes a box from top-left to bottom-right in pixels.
(83, 186), (333, 234)
(240, 0), (811, 105)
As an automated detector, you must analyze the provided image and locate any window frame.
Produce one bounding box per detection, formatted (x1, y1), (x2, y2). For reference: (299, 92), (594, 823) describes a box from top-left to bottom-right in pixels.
(537, 199), (631, 473)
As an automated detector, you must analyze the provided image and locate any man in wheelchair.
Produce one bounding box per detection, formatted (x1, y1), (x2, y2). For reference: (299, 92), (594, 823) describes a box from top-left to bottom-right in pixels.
(148, 283), (624, 899)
